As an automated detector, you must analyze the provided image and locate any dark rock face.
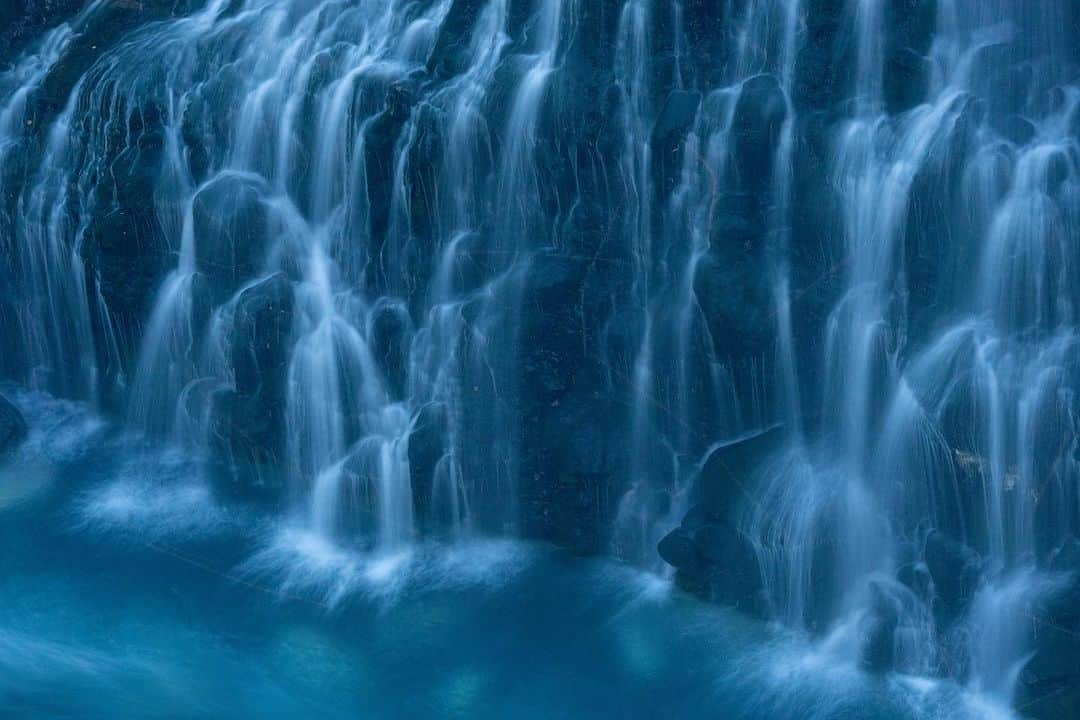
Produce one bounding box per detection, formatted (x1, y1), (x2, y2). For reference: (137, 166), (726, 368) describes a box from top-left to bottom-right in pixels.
(0, 393), (28, 455)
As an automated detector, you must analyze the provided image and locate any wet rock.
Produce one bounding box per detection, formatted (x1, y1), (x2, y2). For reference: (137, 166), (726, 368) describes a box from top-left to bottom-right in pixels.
(82, 204), (170, 326)
(732, 74), (787, 192)
(694, 522), (765, 613)
(861, 580), (903, 672)
(210, 273), (294, 495)
(658, 526), (703, 575)
(208, 388), (284, 497)
(78, 102), (174, 373)
(884, 0), (938, 56)
(400, 102), (444, 289)
(651, 90), (701, 198)
(1017, 561), (1080, 720)
(0, 393), (28, 455)
(794, 0), (852, 111)
(370, 301), (412, 401)
(193, 174), (269, 303)
(659, 508), (766, 615)
(1049, 536), (1080, 572)
(29, 0), (176, 125)
(230, 272), (293, 399)
(0, 0), (85, 67)
(408, 401), (448, 534)
(694, 425), (784, 522)
(694, 194), (774, 356)
(883, 47), (929, 114)
(970, 43), (1033, 117)
(924, 530), (982, 623)
(517, 252), (625, 553)
(993, 114), (1037, 146)
(682, 0), (728, 87)
(522, 384), (623, 554)
(896, 558), (933, 601)
(426, 0), (487, 78)
(364, 82), (416, 288)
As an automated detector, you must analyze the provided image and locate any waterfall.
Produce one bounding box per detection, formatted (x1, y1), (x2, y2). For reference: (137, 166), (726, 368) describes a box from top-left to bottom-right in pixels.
(741, 0), (1080, 703)
(1, 0), (1078, 713)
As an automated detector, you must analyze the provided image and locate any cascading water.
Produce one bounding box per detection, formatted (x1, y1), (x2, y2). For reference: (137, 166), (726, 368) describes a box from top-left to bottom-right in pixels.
(1, 0), (1079, 717)
(740, 0), (1080, 708)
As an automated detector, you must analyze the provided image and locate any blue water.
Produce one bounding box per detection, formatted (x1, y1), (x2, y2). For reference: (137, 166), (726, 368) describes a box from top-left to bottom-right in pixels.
(0, 390), (1011, 720)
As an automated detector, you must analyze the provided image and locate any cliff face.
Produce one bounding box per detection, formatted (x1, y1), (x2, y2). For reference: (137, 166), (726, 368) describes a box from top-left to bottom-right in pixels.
(1, 2), (1079, 713)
